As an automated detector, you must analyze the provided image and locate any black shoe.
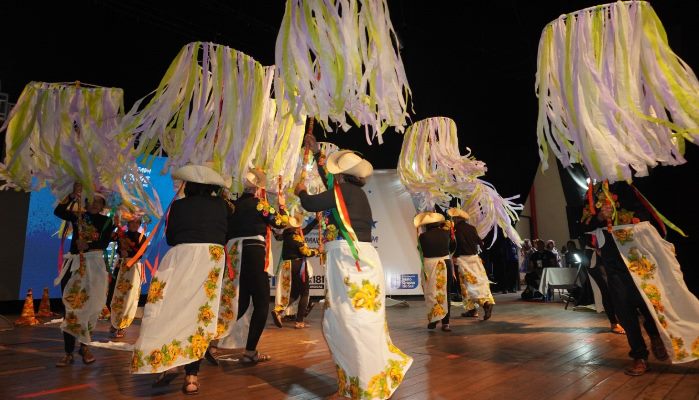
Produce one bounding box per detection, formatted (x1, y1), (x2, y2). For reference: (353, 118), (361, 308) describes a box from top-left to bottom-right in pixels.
(271, 310), (283, 328)
(204, 348), (219, 366)
(427, 322), (437, 330)
(482, 302), (494, 321)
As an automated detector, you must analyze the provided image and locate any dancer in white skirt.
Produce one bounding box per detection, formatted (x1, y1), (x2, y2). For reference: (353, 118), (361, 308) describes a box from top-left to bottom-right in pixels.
(54, 183), (116, 367)
(415, 212), (456, 332)
(295, 135), (412, 400)
(449, 208), (495, 320)
(131, 165), (230, 395)
(272, 214), (319, 329)
(107, 212), (146, 338)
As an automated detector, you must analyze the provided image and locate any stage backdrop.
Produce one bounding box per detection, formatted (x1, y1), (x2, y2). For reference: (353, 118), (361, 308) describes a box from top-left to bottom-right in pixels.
(19, 156), (176, 299)
(270, 169), (423, 296)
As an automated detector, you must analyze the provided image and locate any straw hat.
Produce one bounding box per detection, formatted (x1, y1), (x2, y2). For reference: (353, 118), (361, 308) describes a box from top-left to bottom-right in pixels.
(413, 212), (445, 228)
(244, 167), (267, 188)
(287, 214), (303, 228)
(326, 150), (373, 178)
(172, 164), (227, 187)
(447, 208), (470, 220)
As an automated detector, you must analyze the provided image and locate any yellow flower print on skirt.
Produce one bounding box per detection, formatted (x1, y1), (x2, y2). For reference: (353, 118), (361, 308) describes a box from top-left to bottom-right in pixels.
(422, 257), (449, 323)
(110, 260), (143, 330)
(147, 277), (166, 304)
(274, 260), (293, 314)
(455, 255), (494, 312)
(323, 240), (412, 399)
(609, 222), (699, 364)
(59, 252), (108, 345)
(132, 243), (225, 374)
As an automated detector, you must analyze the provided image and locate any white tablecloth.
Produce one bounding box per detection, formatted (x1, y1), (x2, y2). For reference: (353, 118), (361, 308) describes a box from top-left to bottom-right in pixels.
(539, 267), (580, 295)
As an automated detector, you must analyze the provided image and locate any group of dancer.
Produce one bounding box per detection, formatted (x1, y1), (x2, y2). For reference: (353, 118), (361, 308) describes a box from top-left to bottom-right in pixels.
(51, 134), (412, 398)
(48, 137), (698, 399)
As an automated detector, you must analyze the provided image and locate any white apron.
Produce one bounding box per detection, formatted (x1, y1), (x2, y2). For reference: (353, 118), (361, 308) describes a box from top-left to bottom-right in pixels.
(131, 243), (225, 374)
(422, 257), (449, 323)
(323, 240), (412, 399)
(110, 259), (143, 330)
(455, 255), (495, 310)
(216, 236), (262, 349)
(607, 222), (699, 363)
(55, 251), (109, 344)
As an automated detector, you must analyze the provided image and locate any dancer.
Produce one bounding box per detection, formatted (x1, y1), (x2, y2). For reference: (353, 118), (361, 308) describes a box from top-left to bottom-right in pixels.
(415, 211), (455, 332)
(272, 214), (320, 329)
(107, 212), (146, 338)
(449, 208), (495, 320)
(54, 183), (115, 367)
(294, 135), (412, 400)
(582, 181), (676, 376)
(223, 167), (288, 364)
(131, 165), (230, 395)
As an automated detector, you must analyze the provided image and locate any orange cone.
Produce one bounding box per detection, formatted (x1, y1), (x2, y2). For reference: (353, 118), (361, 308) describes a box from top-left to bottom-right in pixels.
(36, 288), (54, 318)
(15, 289), (40, 326)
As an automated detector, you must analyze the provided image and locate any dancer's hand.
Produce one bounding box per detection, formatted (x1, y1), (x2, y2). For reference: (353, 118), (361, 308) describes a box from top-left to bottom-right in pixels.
(304, 134), (319, 154)
(294, 179), (307, 196)
(71, 182), (82, 199)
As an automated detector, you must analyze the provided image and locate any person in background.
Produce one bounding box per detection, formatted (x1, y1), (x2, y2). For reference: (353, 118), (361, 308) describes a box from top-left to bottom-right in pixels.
(271, 214), (320, 329)
(54, 183), (115, 367)
(107, 212), (147, 338)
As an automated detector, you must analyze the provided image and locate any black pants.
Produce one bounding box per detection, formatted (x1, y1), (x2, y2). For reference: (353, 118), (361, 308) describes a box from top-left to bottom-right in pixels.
(237, 242), (269, 352)
(586, 262), (619, 325)
(501, 260), (519, 292)
(106, 266), (119, 312)
(605, 253), (660, 360)
(289, 259), (310, 323)
(442, 260), (456, 324)
(60, 267), (80, 354)
(184, 360), (201, 376)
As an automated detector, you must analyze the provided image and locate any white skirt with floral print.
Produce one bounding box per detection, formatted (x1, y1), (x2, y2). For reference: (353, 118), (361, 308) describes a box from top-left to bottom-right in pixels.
(323, 240), (413, 399)
(131, 243), (225, 374)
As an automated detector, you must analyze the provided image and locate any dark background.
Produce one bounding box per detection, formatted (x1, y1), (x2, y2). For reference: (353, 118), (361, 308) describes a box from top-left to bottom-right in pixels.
(1, 0), (697, 301)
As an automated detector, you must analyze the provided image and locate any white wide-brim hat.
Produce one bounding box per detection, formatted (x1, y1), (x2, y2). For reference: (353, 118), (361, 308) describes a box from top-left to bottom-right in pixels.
(326, 150), (373, 178)
(447, 208), (470, 220)
(243, 168), (267, 189)
(413, 212), (445, 228)
(172, 165), (227, 187)
(287, 214), (303, 228)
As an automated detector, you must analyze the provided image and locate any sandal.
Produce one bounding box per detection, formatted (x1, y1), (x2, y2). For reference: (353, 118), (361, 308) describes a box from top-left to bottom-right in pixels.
(182, 375), (199, 395)
(611, 323), (626, 335)
(295, 322), (308, 329)
(113, 329), (125, 338)
(240, 351), (272, 365)
(55, 353), (74, 367)
(152, 371), (179, 388)
(271, 310), (283, 328)
(78, 345), (96, 364)
(441, 324), (452, 332)
(427, 322), (438, 330)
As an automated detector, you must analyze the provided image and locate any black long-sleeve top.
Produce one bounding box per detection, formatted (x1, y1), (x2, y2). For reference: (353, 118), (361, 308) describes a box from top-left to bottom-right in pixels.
(419, 226), (455, 258)
(117, 230), (147, 258)
(166, 196), (228, 246)
(297, 153), (373, 243)
(54, 198), (115, 254)
(226, 192), (288, 241)
(278, 219), (319, 260)
(453, 220), (483, 257)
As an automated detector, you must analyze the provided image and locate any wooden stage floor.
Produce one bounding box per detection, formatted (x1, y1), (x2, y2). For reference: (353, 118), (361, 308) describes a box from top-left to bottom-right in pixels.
(1, 294), (697, 399)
